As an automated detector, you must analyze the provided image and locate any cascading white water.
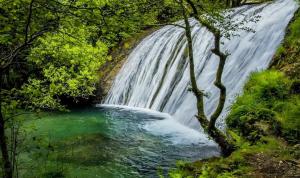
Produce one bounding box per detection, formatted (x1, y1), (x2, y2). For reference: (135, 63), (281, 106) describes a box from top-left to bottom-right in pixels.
(104, 0), (298, 131)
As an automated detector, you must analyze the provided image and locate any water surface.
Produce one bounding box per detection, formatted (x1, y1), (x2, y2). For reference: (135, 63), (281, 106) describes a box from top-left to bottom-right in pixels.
(21, 107), (219, 178)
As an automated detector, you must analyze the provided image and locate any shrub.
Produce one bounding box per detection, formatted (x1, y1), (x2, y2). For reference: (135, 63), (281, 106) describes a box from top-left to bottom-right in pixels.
(281, 99), (300, 144)
(245, 71), (291, 103)
(227, 71), (299, 144)
(227, 106), (279, 143)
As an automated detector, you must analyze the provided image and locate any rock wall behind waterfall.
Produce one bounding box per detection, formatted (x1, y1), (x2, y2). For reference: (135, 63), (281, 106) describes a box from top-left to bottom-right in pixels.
(104, 0), (299, 130)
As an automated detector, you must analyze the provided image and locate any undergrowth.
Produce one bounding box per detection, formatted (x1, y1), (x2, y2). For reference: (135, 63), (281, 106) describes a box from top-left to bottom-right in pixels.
(168, 71), (300, 178)
(227, 70), (299, 144)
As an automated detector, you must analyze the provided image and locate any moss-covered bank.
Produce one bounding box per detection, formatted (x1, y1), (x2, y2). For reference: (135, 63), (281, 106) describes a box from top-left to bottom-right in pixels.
(271, 7), (300, 79)
(168, 4), (300, 178)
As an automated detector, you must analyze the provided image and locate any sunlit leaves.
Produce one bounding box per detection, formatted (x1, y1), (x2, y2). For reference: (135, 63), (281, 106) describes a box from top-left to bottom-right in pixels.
(22, 22), (108, 109)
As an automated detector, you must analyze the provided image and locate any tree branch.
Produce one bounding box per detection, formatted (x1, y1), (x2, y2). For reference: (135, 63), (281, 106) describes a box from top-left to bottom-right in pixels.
(0, 28), (49, 71)
(182, 0), (235, 156)
(25, 0), (35, 43)
(178, 0), (207, 123)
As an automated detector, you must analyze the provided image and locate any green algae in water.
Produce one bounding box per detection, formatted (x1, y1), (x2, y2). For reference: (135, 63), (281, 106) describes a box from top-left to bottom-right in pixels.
(19, 107), (219, 178)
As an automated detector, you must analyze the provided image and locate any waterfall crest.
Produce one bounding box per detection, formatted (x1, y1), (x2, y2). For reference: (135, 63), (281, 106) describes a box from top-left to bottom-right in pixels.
(104, 0), (298, 130)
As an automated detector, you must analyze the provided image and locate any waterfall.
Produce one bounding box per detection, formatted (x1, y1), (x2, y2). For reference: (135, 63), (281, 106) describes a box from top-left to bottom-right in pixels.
(103, 0), (298, 131)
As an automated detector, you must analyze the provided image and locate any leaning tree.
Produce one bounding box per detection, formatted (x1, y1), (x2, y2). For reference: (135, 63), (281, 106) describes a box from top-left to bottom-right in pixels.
(173, 0), (258, 156)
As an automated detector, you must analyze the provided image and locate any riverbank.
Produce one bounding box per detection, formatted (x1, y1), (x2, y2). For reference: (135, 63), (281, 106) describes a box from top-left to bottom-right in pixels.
(169, 5), (300, 178)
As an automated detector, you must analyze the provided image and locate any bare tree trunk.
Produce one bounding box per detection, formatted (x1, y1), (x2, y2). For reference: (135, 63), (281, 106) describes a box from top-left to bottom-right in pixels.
(226, 0), (230, 7)
(180, 0), (208, 126)
(10, 123), (19, 178)
(180, 0), (235, 156)
(208, 32), (227, 131)
(0, 83), (13, 178)
(0, 117), (12, 178)
(207, 32), (235, 156)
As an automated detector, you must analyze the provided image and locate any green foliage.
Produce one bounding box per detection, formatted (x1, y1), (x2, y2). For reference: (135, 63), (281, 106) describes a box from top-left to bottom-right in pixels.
(280, 97), (300, 143)
(244, 71), (290, 101)
(0, 0), (55, 46)
(95, 0), (162, 46)
(20, 22), (107, 110)
(227, 70), (300, 144)
(0, 0), (176, 111)
(43, 171), (65, 178)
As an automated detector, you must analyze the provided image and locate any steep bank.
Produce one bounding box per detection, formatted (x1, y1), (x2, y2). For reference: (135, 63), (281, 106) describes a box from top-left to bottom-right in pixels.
(169, 4), (300, 178)
(271, 8), (300, 79)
